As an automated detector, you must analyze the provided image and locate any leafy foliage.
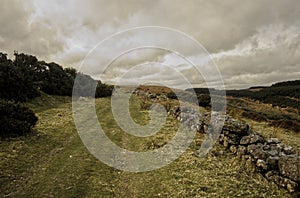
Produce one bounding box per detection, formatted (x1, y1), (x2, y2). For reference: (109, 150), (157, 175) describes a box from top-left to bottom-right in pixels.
(0, 51), (113, 101)
(0, 51), (112, 138)
(0, 52), (40, 101)
(0, 99), (38, 138)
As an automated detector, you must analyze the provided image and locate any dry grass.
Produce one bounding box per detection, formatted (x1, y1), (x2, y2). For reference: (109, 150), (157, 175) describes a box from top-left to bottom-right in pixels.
(0, 94), (292, 197)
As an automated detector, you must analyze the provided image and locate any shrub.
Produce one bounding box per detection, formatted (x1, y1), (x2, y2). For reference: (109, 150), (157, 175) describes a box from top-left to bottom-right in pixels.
(0, 100), (38, 138)
(197, 94), (211, 107)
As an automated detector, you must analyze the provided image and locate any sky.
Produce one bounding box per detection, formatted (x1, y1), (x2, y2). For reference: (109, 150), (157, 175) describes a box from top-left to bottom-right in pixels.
(0, 0), (300, 89)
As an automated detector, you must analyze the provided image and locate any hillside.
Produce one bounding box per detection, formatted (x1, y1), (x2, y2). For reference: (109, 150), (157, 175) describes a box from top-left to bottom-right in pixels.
(0, 94), (294, 197)
(188, 80), (300, 133)
(226, 80), (300, 110)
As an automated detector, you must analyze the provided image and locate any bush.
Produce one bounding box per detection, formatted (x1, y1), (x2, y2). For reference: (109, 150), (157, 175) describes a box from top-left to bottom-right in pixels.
(0, 100), (38, 138)
(197, 94), (211, 107)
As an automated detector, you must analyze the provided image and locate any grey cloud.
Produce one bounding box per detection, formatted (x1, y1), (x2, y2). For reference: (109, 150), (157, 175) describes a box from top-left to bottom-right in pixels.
(0, 0), (64, 60)
(215, 25), (300, 88)
(1, 0), (300, 88)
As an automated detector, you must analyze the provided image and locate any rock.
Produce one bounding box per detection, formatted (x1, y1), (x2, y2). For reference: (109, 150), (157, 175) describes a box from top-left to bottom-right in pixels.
(222, 117), (249, 135)
(240, 134), (264, 145)
(278, 155), (300, 182)
(256, 159), (268, 170)
(222, 133), (240, 148)
(148, 94), (157, 100)
(247, 144), (269, 160)
(282, 145), (296, 155)
(265, 171), (298, 193)
(266, 156), (279, 170)
(263, 144), (270, 150)
(190, 124), (196, 131)
(268, 144), (282, 154)
(219, 134), (225, 143)
(223, 137), (229, 149)
(237, 146), (247, 156)
(243, 155), (252, 160)
(266, 138), (280, 144)
(224, 133), (241, 145)
(230, 145), (237, 154)
(267, 149), (279, 157)
(245, 157), (256, 172)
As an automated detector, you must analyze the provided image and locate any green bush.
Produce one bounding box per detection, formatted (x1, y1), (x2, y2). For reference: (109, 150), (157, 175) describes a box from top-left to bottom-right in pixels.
(0, 100), (38, 138)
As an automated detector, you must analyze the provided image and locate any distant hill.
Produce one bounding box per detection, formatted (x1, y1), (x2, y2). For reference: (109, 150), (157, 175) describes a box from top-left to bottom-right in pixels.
(226, 80), (300, 109)
(271, 79), (300, 87)
(188, 79), (300, 110)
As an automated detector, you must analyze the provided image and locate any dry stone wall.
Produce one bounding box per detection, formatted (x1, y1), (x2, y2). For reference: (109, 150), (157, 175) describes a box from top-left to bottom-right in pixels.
(137, 91), (299, 193)
(168, 105), (299, 193)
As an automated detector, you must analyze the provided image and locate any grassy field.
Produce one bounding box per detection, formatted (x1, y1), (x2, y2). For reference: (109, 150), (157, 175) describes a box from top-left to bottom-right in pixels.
(0, 94), (292, 197)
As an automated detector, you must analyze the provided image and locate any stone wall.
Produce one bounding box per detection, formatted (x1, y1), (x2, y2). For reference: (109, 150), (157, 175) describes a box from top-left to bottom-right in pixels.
(168, 105), (300, 193)
(137, 91), (299, 193)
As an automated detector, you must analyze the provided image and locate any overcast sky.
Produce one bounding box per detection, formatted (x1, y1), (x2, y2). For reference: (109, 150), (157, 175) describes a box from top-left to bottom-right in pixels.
(1, 0), (299, 89)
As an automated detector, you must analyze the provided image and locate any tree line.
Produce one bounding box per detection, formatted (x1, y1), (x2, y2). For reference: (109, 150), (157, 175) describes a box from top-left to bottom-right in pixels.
(0, 51), (113, 138)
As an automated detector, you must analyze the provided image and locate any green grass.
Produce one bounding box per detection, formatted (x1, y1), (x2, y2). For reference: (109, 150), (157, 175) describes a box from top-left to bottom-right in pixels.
(0, 95), (292, 197)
